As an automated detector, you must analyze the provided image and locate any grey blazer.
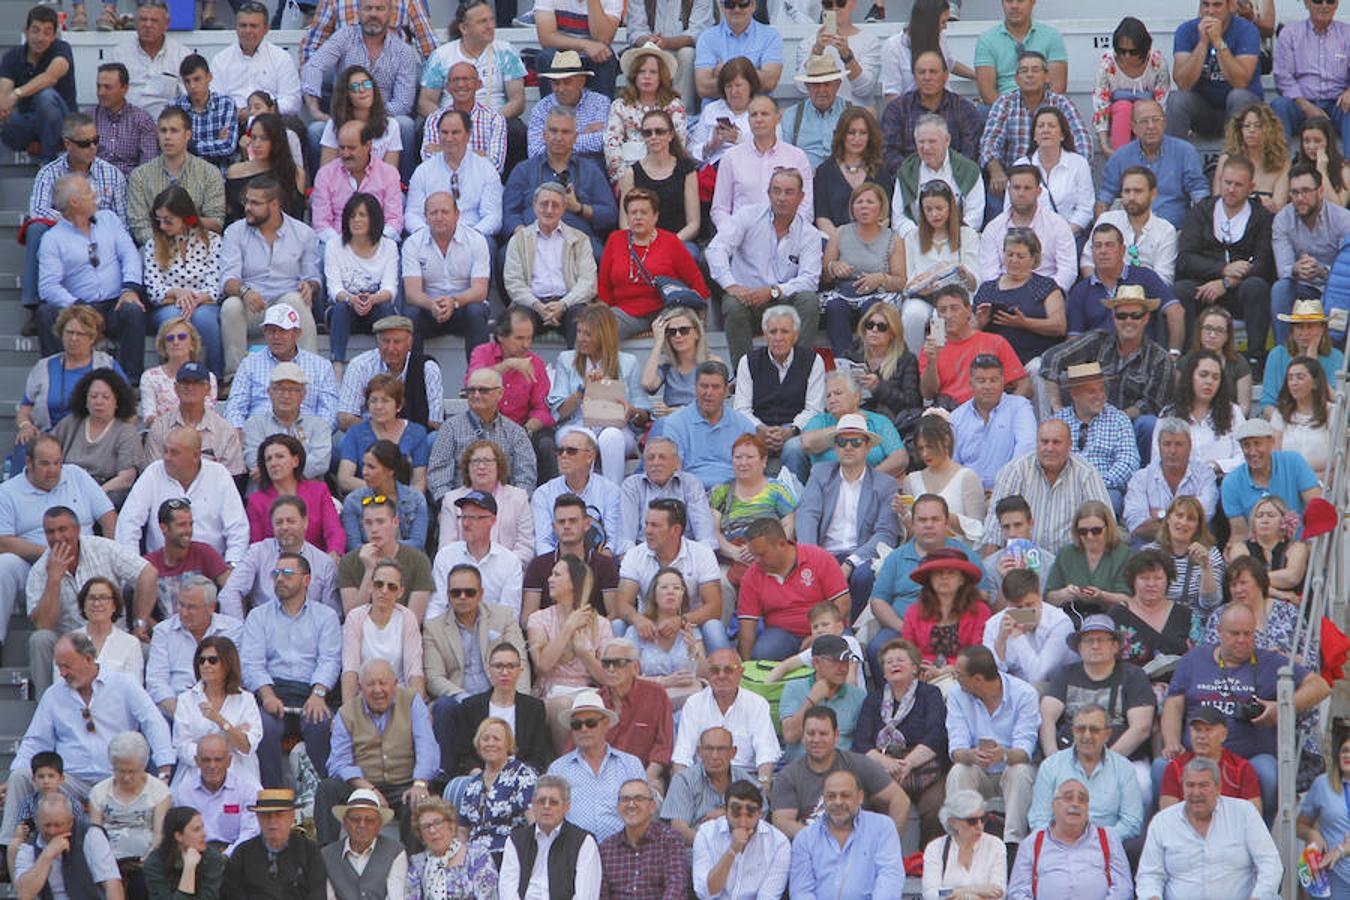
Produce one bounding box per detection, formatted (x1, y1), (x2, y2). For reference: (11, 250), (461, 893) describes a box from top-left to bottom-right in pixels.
(794, 463), (899, 563)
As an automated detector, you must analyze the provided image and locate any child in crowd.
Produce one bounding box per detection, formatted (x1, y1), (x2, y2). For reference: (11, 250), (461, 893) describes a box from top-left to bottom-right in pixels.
(764, 601), (865, 689)
(6, 751), (88, 874)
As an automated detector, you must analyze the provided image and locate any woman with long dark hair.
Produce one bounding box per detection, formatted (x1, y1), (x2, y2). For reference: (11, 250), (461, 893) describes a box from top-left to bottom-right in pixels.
(246, 434), (346, 554)
(1011, 107), (1094, 236)
(1157, 349), (1245, 473)
(142, 807), (225, 899)
(1272, 355), (1332, 478)
(1183, 304), (1252, 413)
(901, 180), (979, 355)
(319, 64), (400, 170)
(143, 186), (224, 378)
(170, 634), (262, 787)
(324, 193), (400, 380)
(616, 109), (700, 251)
(1294, 117), (1350, 206)
(224, 112), (304, 223)
(340, 437), (430, 550)
(815, 109), (892, 240)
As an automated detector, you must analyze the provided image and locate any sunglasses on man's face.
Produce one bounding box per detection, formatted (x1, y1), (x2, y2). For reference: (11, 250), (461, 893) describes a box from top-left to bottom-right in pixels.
(67, 136), (98, 148)
(721, 0), (753, 8)
(570, 717), (606, 730)
(1114, 310), (1147, 321)
(834, 436), (866, 449)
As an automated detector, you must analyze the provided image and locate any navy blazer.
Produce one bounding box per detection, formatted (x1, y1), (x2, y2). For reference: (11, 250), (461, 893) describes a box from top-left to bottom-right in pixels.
(794, 463), (899, 564)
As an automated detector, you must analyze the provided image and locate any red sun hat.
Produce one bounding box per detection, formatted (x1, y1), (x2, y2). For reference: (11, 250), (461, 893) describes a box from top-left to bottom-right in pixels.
(908, 547), (983, 586)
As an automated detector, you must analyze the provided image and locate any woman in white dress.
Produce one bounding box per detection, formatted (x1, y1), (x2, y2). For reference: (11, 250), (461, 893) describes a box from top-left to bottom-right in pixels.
(59, 577), (144, 686)
(902, 414), (986, 544)
(1271, 355), (1333, 478)
(340, 558), (425, 699)
(170, 633), (263, 787)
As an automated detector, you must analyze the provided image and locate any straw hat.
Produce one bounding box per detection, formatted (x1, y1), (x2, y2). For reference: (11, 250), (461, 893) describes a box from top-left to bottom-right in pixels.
(1276, 298), (1330, 323)
(832, 412), (881, 448)
(248, 788), (301, 812)
(332, 788), (396, 825)
(794, 54), (846, 83)
(540, 50), (593, 79)
(619, 41), (678, 81)
(556, 689), (619, 730)
(1100, 284), (1159, 311)
(1061, 361), (1112, 389)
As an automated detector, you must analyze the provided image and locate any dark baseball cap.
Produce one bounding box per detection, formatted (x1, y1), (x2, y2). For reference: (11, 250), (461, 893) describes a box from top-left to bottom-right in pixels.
(176, 362), (210, 383)
(1189, 706), (1226, 727)
(811, 634), (855, 661)
(454, 490), (498, 515)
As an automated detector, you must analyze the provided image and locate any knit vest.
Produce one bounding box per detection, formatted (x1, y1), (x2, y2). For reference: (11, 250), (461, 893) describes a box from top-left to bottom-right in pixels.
(320, 835), (403, 900)
(400, 353), (433, 428)
(510, 821), (589, 900)
(28, 821), (104, 900)
(338, 687), (417, 786)
(748, 347), (814, 427)
(896, 151), (982, 224)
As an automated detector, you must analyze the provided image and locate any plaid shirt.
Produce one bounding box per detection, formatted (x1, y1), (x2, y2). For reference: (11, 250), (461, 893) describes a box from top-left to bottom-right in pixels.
(979, 88), (1093, 169)
(426, 409), (537, 500)
(881, 88), (982, 177)
(1041, 331), (1175, 418)
(1052, 403), (1140, 491)
(300, 0), (438, 62)
(91, 102), (159, 178)
(597, 819), (689, 900)
(29, 154), (127, 222)
(300, 26), (420, 117)
(421, 102), (508, 173)
(171, 92), (238, 167)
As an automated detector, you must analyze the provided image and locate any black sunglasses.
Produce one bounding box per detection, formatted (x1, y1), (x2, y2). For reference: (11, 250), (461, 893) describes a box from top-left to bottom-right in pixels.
(1114, 310), (1147, 321)
(448, 587), (479, 598)
(864, 320), (889, 332)
(1077, 526), (1105, 537)
(67, 136), (98, 148)
(196, 653), (221, 665)
(81, 706), (96, 734)
(640, 127), (671, 137)
(721, 0), (753, 7)
(666, 325), (694, 336)
(570, 717), (606, 730)
(87, 242), (100, 269)
(1077, 425), (1089, 450)
(834, 436), (866, 448)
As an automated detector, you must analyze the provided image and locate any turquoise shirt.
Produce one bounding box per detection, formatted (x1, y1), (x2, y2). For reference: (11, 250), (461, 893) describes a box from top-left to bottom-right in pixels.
(973, 21), (1068, 95)
(804, 409), (903, 468)
(779, 673), (866, 762)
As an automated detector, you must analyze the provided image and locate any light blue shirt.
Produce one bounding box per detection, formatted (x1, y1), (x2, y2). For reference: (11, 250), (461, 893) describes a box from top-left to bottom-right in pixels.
(547, 745), (647, 841)
(143, 613), (244, 705)
(239, 598), (342, 692)
(546, 350), (651, 424)
(707, 203), (823, 298)
(779, 675), (865, 763)
(1007, 821), (1133, 900)
(37, 214), (142, 308)
(0, 466), (112, 544)
(951, 393), (1038, 490)
(1220, 450), (1321, 520)
(327, 694), (440, 783)
(1258, 345), (1345, 411)
(404, 150), (503, 237)
(872, 538), (993, 617)
(1026, 747), (1144, 839)
(652, 403), (756, 489)
(1122, 458), (1219, 534)
(787, 809), (905, 900)
(945, 673), (1040, 772)
(1098, 137), (1210, 229)
(14, 670), (173, 782)
(779, 97), (847, 169)
(1135, 796), (1282, 900)
(222, 348), (339, 428)
(1299, 774), (1350, 886)
(694, 18), (784, 71)
(217, 213), (320, 302)
(620, 470), (716, 551)
(529, 471), (628, 556)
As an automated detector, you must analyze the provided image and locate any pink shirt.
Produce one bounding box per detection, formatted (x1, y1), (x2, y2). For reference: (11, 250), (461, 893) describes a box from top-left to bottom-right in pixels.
(246, 480), (346, 554)
(341, 603), (425, 685)
(310, 157), (405, 242)
(466, 341), (554, 428)
(438, 483), (535, 565)
(710, 138), (814, 233)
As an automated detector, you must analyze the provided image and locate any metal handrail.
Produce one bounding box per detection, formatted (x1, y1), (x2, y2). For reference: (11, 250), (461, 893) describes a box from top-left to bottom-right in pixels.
(1276, 349), (1350, 898)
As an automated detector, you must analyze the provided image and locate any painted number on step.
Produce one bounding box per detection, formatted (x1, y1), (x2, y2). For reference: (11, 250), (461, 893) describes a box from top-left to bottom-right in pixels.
(1093, 35), (1112, 48)
(12, 338), (33, 353)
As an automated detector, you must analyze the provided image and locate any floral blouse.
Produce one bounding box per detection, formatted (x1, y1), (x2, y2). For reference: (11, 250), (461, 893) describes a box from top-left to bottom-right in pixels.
(1091, 49), (1171, 134)
(141, 231), (222, 308)
(603, 97), (687, 182)
(406, 842), (499, 899)
(1110, 601), (1197, 673)
(138, 364), (219, 423)
(456, 756), (537, 855)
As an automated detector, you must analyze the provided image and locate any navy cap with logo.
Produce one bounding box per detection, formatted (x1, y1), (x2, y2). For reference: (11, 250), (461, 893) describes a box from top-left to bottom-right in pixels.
(176, 362), (210, 383)
(454, 490), (498, 515)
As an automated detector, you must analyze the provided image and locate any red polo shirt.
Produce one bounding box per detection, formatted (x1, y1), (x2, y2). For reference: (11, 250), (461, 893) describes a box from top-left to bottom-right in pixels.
(737, 543), (849, 637)
(1159, 749), (1261, 801)
(599, 679), (674, 769)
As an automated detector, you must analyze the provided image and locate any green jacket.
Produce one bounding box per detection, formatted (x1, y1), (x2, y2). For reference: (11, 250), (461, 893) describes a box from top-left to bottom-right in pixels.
(895, 150), (982, 224)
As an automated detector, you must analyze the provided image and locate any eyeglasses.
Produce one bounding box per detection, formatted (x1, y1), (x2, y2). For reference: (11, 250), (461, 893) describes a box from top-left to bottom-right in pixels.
(558, 446), (587, 456)
(1072, 724), (1108, 734)
(270, 567), (298, 577)
(469, 456), (496, 466)
(640, 127), (671, 137)
(165, 332), (191, 342)
(196, 654), (221, 665)
(1077, 526), (1105, 537)
(619, 793), (652, 804)
(533, 795), (563, 807)
(348, 79), (374, 92)
(959, 815), (986, 826)
(85, 592), (115, 604)
(464, 385), (498, 395)
(863, 320), (889, 332)
(81, 706), (96, 733)
(1114, 310), (1147, 321)
(87, 243), (100, 269)
(67, 136), (98, 148)
(361, 494), (389, 506)
(447, 587), (479, 598)
(666, 325), (694, 336)
(371, 578), (401, 591)
(451, 171), (461, 198)
(1200, 324), (1228, 335)
(700, 744), (733, 753)
(834, 436), (866, 449)
(599, 657), (634, 669)
(570, 717), (606, 730)
(1077, 424), (1089, 450)
(489, 661), (521, 671)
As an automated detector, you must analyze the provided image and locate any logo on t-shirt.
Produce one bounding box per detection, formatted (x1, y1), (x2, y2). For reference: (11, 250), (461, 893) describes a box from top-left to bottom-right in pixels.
(800, 567), (814, 587)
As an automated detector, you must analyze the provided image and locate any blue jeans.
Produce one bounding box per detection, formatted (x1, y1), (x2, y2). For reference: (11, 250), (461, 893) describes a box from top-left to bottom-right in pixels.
(1271, 94), (1350, 150)
(1248, 752), (1277, 823)
(1, 88), (69, 161)
(1133, 414), (1156, 466)
(412, 300), (490, 363)
(21, 221), (49, 308)
(779, 436), (810, 484)
(824, 295), (879, 357)
(150, 303), (224, 380)
(750, 626), (805, 661)
(612, 618), (732, 652)
(327, 297), (399, 362)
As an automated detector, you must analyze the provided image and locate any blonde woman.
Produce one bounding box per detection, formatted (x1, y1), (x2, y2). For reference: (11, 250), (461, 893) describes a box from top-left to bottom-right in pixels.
(640, 307), (719, 416)
(139, 317), (219, 428)
(1228, 495), (1308, 601)
(1214, 104), (1290, 212)
(1043, 500), (1131, 621)
(1143, 495), (1225, 615)
(845, 302), (922, 429)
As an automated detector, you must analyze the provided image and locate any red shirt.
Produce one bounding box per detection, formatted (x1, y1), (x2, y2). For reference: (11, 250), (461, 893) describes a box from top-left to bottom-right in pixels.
(1160, 749), (1261, 801)
(144, 541), (230, 584)
(601, 679), (674, 768)
(916, 330), (1026, 404)
(737, 543), (849, 637)
(597, 229), (708, 319)
(901, 600), (992, 663)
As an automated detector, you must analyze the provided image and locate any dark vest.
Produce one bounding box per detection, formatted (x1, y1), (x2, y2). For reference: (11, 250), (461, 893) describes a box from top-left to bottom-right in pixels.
(509, 821), (589, 900)
(320, 834), (403, 900)
(28, 821), (104, 900)
(748, 346), (814, 427)
(400, 352), (433, 428)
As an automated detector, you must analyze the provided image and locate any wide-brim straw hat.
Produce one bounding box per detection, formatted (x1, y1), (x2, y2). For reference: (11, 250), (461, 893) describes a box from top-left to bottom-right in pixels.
(794, 53), (846, 83)
(331, 788), (396, 825)
(540, 50), (594, 79)
(1100, 284), (1159, 311)
(1276, 298), (1330, 324)
(619, 42), (678, 81)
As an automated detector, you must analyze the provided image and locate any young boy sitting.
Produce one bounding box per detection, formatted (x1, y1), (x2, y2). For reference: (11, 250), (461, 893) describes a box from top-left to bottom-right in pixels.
(763, 601), (864, 689)
(7, 751), (87, 874)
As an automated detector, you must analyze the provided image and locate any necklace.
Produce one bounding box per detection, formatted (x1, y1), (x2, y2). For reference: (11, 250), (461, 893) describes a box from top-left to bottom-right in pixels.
(842, 161), (865, 174)
(628, 239), (653, 282)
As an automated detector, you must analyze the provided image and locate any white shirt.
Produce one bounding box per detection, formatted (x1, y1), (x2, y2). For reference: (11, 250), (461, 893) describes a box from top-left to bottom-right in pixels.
(921, 832), (1008, 900)
(979, 205), (1080, 292)
(401, 224), (490, 298)
(1013, 150), (1096, 230)
(14, 828), (120, 898)
(617, 538), (722, 607)
(692, 817), (791, 900)
(116, 460), (249, 564)
(673, 687), (782, 770)
(530, 223), (568, 298)
(981, 603), (1077, 685)
(731, 348), (827, 432)
(210, 40), (302, 116)
(822, 471), (863, 555)
(1080, 209), (1178, 283)
(894, 152), (984, 233)
(319, 117), (403, 158)
(110, 37), (190, 118)
(1135, 796), (1282, 900)
(904, 227), (982, 283)
(1150, 404), (1246, 473)
(429, 541), (524, 619)
(498, 825), (602, 900)
(325, 837), (408, 900)
(170, 681), (264, 786)
(489, 699), (517, 733)
(56, 628), (144, 687)
(881, 31), (955, 99)
(1214, 200), (1253, 245)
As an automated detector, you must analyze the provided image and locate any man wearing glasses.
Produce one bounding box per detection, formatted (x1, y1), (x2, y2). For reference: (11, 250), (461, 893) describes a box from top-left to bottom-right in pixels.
(1026, 705), (1144, 842)
(692, 780), (790, 899)
(427, 367), (537, 504)
(218, 496), (342, 619)
(499, 775), (602, 900)
(337, 496), (434, 620)
(597, 779), (687, 898)
(240, 551), (342, 788)
(1050, 361), (1138, 515)
(1009, 778), (1132, 899)
(429, 493), (524, 619)
(529, 429), (626, 556)
(1096, 99), (1209, 230)
(693, 0), (784, 99)
(546, 691), (647, 841)
(662, 726), (754, 846)
(595, 638), (674, 792)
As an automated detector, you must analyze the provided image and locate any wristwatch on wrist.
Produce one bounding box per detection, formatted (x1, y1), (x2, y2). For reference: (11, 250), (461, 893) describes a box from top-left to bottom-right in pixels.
(1216, 39), (1229, 53)
(312, 685), (328, 699)
(770, 285), (782, 301)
